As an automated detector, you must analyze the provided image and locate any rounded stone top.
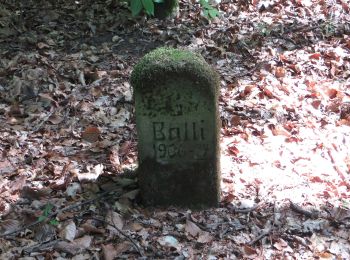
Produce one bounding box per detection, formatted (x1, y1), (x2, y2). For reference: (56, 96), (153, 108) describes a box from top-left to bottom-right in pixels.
(131, 47), (219, 98)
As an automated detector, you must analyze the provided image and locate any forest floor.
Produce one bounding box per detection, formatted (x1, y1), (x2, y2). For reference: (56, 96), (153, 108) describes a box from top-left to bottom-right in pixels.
(1, 0), (350, 259)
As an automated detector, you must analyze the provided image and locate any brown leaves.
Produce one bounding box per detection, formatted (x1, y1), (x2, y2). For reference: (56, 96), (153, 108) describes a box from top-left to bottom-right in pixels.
(59, 220), (77, 242)
(274, 66), (286, 78)
(102, 242), (132, 260)
(185, 219), (202, 237)
(0, 220), (20, 236)
(105, 210), (124, 236)
(309, 52), (322, 60)
(20, 186), (49, 201)
(1, 0), (350, 258)
(54, 235), (92, 255)
(81, 126), (100, 143)
(76, 164), (104, 182)
(185, 219), (213, 244)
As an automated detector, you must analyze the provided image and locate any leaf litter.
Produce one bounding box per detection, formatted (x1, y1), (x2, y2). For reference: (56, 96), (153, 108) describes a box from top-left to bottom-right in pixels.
(0, 0), (350, 258)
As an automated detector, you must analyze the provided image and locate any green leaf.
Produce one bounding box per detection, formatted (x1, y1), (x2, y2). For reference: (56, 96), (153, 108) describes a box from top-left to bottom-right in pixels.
(38, 216), (46, 222)
(131, 0), (143, 16)
(153, 0), (164, 3)
(208, 8), (219, 18)
(203, 9), (209, 18)
(50, 219), (59, 226)
(142, 0), (154, 16)
(43, 203), (54, 217)
(199, 0), (211, 8)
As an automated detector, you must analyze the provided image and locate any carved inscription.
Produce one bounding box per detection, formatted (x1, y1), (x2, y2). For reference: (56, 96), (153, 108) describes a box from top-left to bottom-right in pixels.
(152, 120), (209, 161)
(153, 120), (205, 141)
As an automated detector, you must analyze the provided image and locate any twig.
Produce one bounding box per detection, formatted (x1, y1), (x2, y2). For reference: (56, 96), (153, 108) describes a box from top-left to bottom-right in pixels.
(230, 203), (261, 214)
(0, 190), (119, 238)
(248, 228), (271, 245)
(281, 234), (310, 249)
(23, 239), (62, 254)
(281, 24), (321, 35)
(89, 217), (145, 257)
(31, 111), (54, 133)
(290, 201), (319, 219)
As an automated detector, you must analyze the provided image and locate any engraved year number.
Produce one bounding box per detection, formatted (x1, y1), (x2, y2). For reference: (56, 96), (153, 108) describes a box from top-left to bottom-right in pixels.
(153, 143), (183, 159)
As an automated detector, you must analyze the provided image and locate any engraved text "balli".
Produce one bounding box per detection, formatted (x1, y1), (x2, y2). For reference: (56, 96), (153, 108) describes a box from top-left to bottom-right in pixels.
(153, 121), (205, 141)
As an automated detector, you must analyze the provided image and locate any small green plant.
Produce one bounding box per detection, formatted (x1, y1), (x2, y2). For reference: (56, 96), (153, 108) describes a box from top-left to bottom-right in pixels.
(256, 22), (271, 36)
(200, 0), (219, 19)
(130, 0), (156, 16)
(38, 203), (59, 226)
(322, 20), (336, 37)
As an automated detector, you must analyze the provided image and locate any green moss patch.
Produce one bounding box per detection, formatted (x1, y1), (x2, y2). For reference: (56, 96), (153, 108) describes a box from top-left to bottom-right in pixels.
(131, 47), (219, 99)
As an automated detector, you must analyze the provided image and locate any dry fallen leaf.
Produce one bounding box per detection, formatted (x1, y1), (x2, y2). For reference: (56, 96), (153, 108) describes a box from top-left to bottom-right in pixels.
(55, 235), (92, 255)
(273, 238), (289, 251)
(102, 244), (118, 260)
(20, 186), (48, 200)
(81, 220), (105, 235)
(81, 126), (100, 142)
(34, 223), (56, 242)
(275, 67), (286, 78)
(59, 220), (77, 242)
(76, 164), (104, 182)
(129, 222), (143, 232)
(309, 52), (321, 60)
(73, 235), (93, 249)
(115, 241), (133, 255)
(243, 244), (257, 256)
(185, 219), (202, 237)
(197, 231), (213, 243)
(0, 219), (20, 235)
(105, 210), (124, 236)
(158, 235), (180, 249)
(48, 114), (64, 124)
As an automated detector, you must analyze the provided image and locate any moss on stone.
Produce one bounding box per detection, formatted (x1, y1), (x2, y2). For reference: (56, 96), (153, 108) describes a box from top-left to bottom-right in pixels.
(154, 0), (179, 19)
(131, 47), (219, 99)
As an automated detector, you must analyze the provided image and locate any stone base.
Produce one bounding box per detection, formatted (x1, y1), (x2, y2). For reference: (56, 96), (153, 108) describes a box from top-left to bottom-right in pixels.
(138, 158), (220, 208)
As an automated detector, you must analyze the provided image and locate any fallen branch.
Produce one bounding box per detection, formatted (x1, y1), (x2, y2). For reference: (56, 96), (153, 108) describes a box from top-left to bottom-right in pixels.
(23, 239), (62, 254)
(281, 234), (311, 249)
(290, 201), (319, 219)
(248, 228), (271, 245)
(231, 203), (261, 214)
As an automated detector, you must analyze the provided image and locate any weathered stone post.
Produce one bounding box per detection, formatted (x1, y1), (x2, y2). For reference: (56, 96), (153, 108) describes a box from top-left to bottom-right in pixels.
(131, 48), (220, 208)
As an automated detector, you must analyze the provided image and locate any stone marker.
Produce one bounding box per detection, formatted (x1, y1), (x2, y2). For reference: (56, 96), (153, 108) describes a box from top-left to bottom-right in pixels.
(131, 48), (220, 208)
